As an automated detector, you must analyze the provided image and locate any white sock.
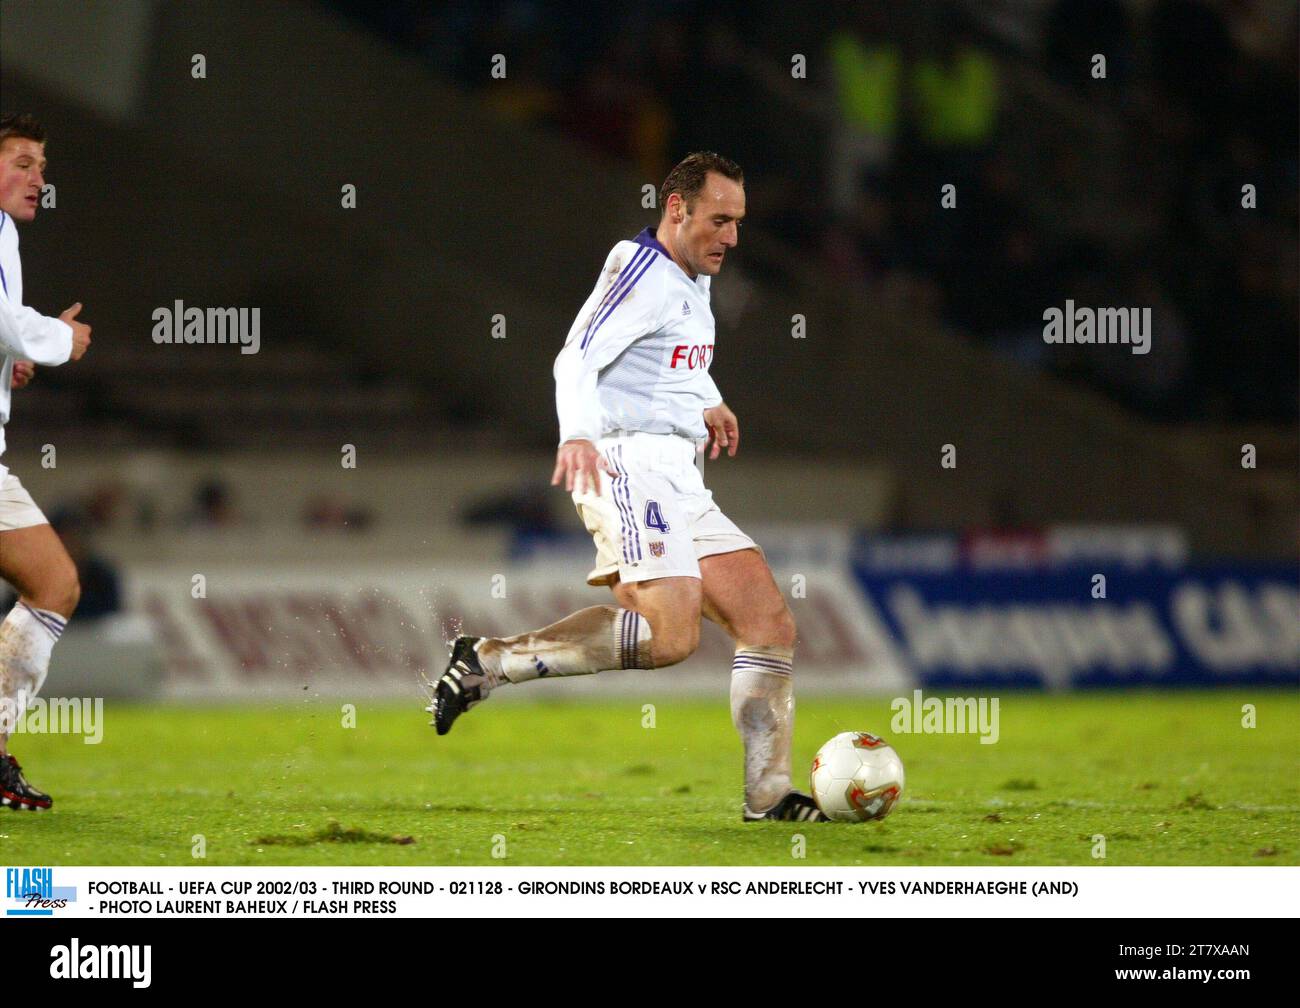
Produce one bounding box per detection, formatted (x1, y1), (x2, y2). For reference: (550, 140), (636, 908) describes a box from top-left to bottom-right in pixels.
(0, 602), (67, 731)
(477, 606), (652, 686)
(730, 646), (795, 814)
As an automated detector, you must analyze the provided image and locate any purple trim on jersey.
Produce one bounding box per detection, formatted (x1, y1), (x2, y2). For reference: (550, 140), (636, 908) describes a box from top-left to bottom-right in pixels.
(580, 247), (654, 355)
(579, 245), (649, 353)
(580, 245), (655, 355)
(632, 226), (670, 259)
(580, 245), (650, 353)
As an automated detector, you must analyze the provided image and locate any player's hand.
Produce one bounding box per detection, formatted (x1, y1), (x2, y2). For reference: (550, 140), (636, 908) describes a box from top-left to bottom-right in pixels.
(59, 303), (91, 361)
(703, 402), (739, 459)
(11, 361), (35, 389)
(551, 439), (613, 495)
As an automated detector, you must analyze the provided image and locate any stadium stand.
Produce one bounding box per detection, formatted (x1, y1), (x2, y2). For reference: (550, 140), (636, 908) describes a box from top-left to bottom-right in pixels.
(1, 0), (1295, 561)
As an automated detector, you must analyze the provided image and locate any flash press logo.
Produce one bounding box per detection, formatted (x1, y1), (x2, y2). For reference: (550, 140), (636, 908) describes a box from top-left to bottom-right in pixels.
(4, 867), (77, 915)
(50, 939), (151, 988)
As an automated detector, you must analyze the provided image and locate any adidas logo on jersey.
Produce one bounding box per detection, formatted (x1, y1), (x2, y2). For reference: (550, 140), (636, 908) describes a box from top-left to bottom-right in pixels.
(681, 300), (692, 316)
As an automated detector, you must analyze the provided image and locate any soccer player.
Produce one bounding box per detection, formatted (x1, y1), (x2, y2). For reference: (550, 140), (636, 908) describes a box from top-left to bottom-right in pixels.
(0, 114), (92, 810)
(429, 152), (824, 822)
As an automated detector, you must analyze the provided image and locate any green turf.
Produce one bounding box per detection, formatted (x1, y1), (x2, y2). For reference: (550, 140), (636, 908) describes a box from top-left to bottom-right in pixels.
(1, 691), (1296, 866)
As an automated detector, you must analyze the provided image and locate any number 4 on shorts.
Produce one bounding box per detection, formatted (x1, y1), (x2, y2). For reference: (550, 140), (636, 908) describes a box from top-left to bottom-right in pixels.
(644, 499), (671, 532)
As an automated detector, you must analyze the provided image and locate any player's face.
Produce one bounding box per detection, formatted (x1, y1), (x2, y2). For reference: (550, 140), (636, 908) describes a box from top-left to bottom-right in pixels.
(674, 172), (745, 277)
(0, 138), (47, 222)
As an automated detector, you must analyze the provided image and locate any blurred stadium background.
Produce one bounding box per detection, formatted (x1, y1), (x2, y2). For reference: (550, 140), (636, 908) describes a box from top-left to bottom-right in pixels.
(1, 0), (1296, 702)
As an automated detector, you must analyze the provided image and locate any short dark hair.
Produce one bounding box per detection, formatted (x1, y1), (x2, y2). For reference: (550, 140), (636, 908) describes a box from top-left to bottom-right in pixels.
(659, 151), (743, 213)
(0, 113), (47, 152)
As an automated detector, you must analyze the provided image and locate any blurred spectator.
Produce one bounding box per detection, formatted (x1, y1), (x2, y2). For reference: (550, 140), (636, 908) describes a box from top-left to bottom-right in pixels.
(1044, 0), (1134, 90)
(1149, 0), (1239, 140)
(1085, 267), (1193, 419)
(826, 8), (902, 218)
(483, 45), (562, 127)
(83, 480), (127, 530)
(1217, 234), (1298, 421)
(187, 479), (240, 529)
(302, 494), (376, 532)
(911, 24), (1000, 155)
(561, 51), (641, 161)
(462, 482), (557, 535)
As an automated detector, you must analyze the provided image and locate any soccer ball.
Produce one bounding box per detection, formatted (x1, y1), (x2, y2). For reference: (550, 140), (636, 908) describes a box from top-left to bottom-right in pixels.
(810, 731), (905, 822)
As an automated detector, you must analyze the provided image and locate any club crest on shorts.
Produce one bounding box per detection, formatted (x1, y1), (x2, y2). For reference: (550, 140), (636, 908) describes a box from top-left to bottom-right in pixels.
(649, 541), (665, 557)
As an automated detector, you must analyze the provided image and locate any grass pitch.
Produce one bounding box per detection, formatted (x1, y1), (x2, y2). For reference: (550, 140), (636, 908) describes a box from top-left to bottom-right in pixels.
(2, 691), (1296, 866)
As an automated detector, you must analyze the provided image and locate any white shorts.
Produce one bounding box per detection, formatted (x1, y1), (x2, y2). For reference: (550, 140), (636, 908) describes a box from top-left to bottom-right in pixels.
(0, 471), (48, 532)
(573, 431), (761, 587)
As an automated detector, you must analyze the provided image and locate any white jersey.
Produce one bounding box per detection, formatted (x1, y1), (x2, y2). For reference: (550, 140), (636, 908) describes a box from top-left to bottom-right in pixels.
(0, 210), (74, 466)
(554, 227), (723, 446)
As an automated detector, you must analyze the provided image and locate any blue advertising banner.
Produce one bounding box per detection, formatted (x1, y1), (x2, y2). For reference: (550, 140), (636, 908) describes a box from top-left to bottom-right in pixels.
(850, 565), (1299, 689)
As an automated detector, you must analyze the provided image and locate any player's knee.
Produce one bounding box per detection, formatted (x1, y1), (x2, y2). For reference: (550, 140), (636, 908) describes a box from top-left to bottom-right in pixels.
(741, 599), (796, 652)
(772, 604), (797, 651)
(34, 565), (79, 618)
(738, 603), (795, 658)
(65, 574), (82, 617)
(649, 618), (700, 667)
(610, 580), (635, 611)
